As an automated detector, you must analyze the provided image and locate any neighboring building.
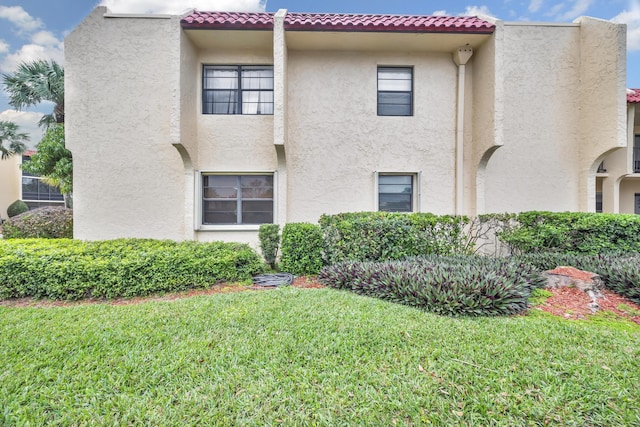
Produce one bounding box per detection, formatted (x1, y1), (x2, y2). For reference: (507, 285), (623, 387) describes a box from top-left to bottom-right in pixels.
(596, 90), (640, 214)
(0, 151), (64, 219)
(65, 7), (627, 243)
(20, 152), (65, 210)
(0, 155), (21, 220)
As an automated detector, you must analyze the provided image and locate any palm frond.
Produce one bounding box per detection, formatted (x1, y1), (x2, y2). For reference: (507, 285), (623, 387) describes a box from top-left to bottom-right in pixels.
(0, 120), (28, 159)
(1, 59), (64, 126)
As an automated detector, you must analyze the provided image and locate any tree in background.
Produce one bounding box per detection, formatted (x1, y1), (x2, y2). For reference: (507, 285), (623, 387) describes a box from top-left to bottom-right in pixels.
(22, 125), (72, 206)
(0, 121), (28, 160)
(2, 60), (71, 203)
(2, 60), (64, 128)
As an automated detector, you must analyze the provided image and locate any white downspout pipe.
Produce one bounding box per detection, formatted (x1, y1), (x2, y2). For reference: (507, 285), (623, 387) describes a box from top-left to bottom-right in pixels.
(453, 46), (473, 216)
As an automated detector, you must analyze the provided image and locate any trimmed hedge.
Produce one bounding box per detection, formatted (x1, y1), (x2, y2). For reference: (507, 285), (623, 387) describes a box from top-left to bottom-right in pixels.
(318, 255), (546, 316)
(492, 211), (640, 254)
(6, 200), (28, 218)
(319, 212), (472, 264)
(279, 223), (323, 276)
(0, 238), (264, 300)
(2, 206), (73, 238)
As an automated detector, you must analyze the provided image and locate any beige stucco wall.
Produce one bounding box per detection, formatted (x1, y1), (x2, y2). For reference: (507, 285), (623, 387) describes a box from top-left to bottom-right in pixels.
(65, 7), (186, 240)
(66, 8), (628, 245)
(577, 17), (627, 212)
(0, 155), (21, 219)
(191, 47), (277, 244)
(483, 21), (624, 213)
(619, 178), (640, 213)
(285, 50), (458, 223)
(470, 22), (502, 215)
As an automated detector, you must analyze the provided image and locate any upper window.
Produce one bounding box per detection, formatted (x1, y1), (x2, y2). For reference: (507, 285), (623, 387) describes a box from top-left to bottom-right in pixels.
(202, 65), (274, 115)
(377, 67), (413, 116)
(378, 174), (413, 212)
(202, 174), (274, 225)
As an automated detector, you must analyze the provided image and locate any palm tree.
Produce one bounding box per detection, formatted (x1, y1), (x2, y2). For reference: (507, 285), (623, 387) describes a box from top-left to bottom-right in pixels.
(2, 59), (64, 127)
(0, 121), (28, 159)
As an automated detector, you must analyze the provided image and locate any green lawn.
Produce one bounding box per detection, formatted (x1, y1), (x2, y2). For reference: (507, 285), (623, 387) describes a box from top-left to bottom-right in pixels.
(1, 287), (639, 426)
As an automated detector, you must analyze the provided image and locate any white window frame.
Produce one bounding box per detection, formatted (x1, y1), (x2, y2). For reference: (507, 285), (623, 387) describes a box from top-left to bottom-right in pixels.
(202, 65), (274, 115)
(195, 171), (278, 231)
(377, 66), (414, 117)
(374, 171), (421, 213)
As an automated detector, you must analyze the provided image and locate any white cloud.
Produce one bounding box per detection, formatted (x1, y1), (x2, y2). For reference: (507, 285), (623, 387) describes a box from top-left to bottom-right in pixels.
(31, 31), (61, 47)
(612, 1), (640, 51)
(430, 5), (495, 18)
(99, 0), (266, 14)
(529, 0), (544, 13)
(0, 43), (64, 73)
(0, 110), (44, 149)
(556, 0), (593, 21)
(0, 6), (43, 33)
(462, 5), (495, 18)
(0, 40), (8, 54)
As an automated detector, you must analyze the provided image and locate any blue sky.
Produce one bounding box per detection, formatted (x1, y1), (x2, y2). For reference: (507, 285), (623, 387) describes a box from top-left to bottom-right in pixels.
(1, 0), (639, 146)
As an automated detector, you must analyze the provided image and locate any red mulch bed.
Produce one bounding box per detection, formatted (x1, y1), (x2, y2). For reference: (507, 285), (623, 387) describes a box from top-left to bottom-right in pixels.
(535, 266), (640, 325)
(536, 287), (640, 324)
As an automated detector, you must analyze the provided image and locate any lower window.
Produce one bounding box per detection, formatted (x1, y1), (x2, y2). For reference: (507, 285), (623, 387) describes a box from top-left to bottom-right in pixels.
(378, 174), (414, 212)
(202, 174), (273, 225)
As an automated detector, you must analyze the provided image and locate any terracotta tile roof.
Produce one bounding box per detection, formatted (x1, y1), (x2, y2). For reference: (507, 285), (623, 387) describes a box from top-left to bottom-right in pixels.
(180, 11), (495, 34)
(284, 13), (495, 33)
(628, 89), (640, 103)
(181, 11), (274, 30)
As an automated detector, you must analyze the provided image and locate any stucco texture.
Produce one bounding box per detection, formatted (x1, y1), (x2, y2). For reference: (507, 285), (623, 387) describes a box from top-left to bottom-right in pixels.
(286, 50), (457, 222)
(65, 8), (185, 240)
(65, 8), (628, 244)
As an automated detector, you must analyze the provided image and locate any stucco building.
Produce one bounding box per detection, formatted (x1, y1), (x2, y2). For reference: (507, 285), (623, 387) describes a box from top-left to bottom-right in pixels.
(0, 152), (64, 219)
(0, 156), (21, 220)
(65, 7), (628, 243)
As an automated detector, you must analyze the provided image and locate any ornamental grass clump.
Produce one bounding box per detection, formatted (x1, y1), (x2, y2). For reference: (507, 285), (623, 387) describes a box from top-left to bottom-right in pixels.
(318, 255), (545, 316)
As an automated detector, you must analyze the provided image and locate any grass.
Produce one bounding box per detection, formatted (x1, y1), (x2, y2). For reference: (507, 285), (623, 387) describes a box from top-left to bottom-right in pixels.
(1, 287), (639, 426)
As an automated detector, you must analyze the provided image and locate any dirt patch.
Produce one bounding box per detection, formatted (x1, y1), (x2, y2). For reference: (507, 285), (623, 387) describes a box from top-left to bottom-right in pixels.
(0, 279), (325, 308)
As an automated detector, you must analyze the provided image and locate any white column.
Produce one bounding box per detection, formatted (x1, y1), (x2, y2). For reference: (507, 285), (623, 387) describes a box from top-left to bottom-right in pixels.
(453, 46), (473, 216)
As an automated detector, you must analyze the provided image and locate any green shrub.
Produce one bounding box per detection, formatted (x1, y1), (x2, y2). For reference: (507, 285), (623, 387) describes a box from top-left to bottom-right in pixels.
(318, 255), (543, 316)
(280, 223), (323, 276)
(258, 224), (280, 269)
(0, 238), (265, 300)
(6, 200), (28, 218)
(495, 211), (640, 254)
(319, 212), (472, 264)
(1, 206), (72, 238)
